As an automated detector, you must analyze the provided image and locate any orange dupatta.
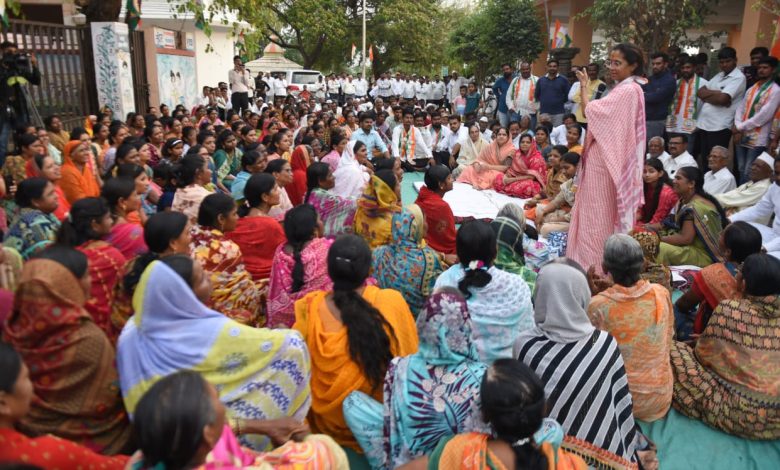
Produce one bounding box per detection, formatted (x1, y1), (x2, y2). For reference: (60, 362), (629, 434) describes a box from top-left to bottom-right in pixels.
(293, 287), (418, 451)
(24, 158), (71, 221)
(59, 140), (100, 204)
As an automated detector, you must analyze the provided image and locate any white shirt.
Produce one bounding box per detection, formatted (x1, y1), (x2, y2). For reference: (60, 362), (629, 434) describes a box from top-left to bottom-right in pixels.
(392, 125), (433, 162)
(266, 77), (276, 96)
(481, 129), (493, 143)
(427, 125), (451, 152)
(696, 67), (746, 131)
(731, 182), (780, 252)
(315, 81), (327, 99)
(274, 78), (288, 96)
(704, 167), (737, 195)
(449, 77), (468, 103)
(354, 78), (368, 97)
(659, 151), (698, 177)
(415, 82), (428, 100)
(445, 125), (468, 153)
(550, 124), (584, 146)
(402, 81), (416, 99)
(343, 81), (356, 95)
(416, 126), (432, 148)
(429, 81), (445, 101)
(200, 95), (211, 107)
(377, 78), (393, 97)
(228, 68), (252, 93)
(326, 79), (340, 94)
(506, 75), (539, 116)
(647, 151), (670, 161)
(391, 79), (405, 96)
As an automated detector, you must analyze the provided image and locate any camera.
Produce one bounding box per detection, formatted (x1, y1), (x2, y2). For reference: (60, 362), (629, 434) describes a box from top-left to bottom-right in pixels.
(2, 52), (31, 73)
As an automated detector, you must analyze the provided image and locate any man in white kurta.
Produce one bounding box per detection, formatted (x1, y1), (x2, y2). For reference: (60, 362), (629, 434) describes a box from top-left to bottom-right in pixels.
(730, 156), (780, 259)
(716, 152), (774, 215)
(703, 145), (736, 195)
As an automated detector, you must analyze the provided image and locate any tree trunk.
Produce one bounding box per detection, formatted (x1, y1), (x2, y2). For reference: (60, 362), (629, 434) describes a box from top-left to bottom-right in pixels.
(75, 0), (122, 23)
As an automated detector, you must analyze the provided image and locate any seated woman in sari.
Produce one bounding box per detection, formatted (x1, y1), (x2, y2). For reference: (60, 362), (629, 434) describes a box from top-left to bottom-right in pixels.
(672, 253), (780, 439)
(110, 211), (192, 333)
(656, 166), (729, 268)
(102, 174), (149, 261)
(674, 221), (763, 339)
(59, 140), (100, 204)
(415, 165), (457, 256)
(565, 124), (584, 155)
(265, 159), (295, 220)
(26, 152), (70, 221)
(132, 370), (347, 469)
(304, 162), (357, 238)
(287, 143), (313, 206)
(587, 234), (674, 422)
(524, 145), (570, 217)
(372, 204), (445, 316)
(397, 359), (588, 470)
(495, 203), (551, 272)
(434, 221), (534, 362)
(0, 342), (130, 467)
(4, 178), (60, 260)
(489, 216), (537, 292)
(452, 124), (488, 179)
(57, 197), (126, 342)
(117, 255), (311, 451)
(332, 140), (372, 199)
(516, 259), (640, 462)
(634, 158), (677, 232)
(494, 134), (547, 199)
(2, 246), (132, 454)
(231, 149), (268, 204)
(354, 170), (402, 249)
(534, 151), (579, 237)
(172, 154), (214, 223)
(213, 129), (242, 190)
(267, 204), (334, 328)
(457, 127), (515, 190)
(344, 290), (490, 470)
(190, 193), (265, 327)
(293, 235), (418, 452)
(226, 173), (287, 282)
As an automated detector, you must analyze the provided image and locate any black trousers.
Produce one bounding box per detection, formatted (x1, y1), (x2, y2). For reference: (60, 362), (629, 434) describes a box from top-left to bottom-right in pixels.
(432, 150), (452, 168)
(231, 92), (249, 114)
(693, 128), (732, 170)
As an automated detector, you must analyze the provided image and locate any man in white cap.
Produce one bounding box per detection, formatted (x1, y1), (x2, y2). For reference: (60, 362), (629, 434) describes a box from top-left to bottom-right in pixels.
(478, 116), (492, 143)
(717, 152), (775, 214)
(730, 153), (780, 259)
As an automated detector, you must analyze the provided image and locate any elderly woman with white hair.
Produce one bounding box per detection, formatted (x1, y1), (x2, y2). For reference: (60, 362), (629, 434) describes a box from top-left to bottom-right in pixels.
(494, 203), (550, 271)
(587, 234), (674, 422)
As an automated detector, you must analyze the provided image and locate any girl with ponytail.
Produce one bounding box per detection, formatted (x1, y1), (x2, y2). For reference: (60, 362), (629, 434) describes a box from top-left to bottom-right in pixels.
(658, 165), (729, 267)
(189, 193), (265, 326)
(267, 204), (333, 328)
(56, 197), (125, 341)
(433, 220), (534, 363)
(293, 234), (418, 451)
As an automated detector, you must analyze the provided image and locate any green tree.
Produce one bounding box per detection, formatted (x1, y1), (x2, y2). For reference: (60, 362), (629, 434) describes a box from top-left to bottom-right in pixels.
(582, 0), (721, 55)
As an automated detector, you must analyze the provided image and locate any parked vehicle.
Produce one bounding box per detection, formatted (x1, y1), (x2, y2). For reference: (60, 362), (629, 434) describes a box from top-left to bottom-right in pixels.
(273, 69), (322, 96)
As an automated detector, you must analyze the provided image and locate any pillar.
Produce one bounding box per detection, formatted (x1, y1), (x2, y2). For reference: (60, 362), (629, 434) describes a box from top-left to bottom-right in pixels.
(90, 22), (136, 116)
(569, 0), (593, 64)
(730, 1), (775, 63)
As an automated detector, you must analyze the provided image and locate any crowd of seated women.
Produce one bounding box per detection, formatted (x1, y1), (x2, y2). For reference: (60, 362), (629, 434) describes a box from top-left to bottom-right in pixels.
(0, 98), (779, 470)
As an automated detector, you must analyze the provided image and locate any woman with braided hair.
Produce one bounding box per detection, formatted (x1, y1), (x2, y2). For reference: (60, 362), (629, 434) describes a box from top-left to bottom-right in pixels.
(293, 234), (418, 452)
(267, 204), (334, 328)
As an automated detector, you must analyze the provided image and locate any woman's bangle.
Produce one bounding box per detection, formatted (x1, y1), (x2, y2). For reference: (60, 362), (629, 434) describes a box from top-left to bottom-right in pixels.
(233, 417), (242, 435)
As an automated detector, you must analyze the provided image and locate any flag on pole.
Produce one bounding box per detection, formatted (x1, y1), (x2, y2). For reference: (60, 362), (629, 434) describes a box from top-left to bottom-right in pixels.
(0, 0), (9, 28)
(369, 44), (374, 63)
(237, 30), (247, 62)
(194, 0), (206, 31)
(351, 43), (356, 61)
(771, 17), (780, 59)
(125, 0), (142, 31)
(550, 19), (572, 48)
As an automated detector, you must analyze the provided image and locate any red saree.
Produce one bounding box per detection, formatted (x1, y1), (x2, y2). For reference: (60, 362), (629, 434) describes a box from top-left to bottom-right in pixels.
(415, 186), (456, 254)
(78, 241), (126, 343)
(287, 145), (311, 206)
(226, 215), (287, 281)
(2, 259), (131, 454)
(104, 222), (148, 262)
(0, 428), (129, 468)
(494, 141), (547, 198)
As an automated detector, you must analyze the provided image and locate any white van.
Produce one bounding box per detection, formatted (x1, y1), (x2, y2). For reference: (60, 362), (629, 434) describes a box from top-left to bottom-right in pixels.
(272, 69), (322, 97)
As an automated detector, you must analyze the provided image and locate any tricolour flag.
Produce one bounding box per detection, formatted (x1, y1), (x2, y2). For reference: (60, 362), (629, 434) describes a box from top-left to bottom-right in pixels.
(550, 19), (572, 48)
(125, 0), (142, 31)
(771, 17), (780, 59)
(0, 0), (8, 28)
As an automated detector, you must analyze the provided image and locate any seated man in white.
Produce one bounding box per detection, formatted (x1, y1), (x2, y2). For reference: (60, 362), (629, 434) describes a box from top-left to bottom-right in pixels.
(659, 134), (698, 178)
(703, 145), (736, 195)
(392, 107), (432, 171)
(730, 156), (780, 260)
(646, 136), (670, 161)
(716, 153), (774, 216)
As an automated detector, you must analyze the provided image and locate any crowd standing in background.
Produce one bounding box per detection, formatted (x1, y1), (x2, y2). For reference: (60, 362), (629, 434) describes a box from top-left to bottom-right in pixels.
(2, 38), (780, 470)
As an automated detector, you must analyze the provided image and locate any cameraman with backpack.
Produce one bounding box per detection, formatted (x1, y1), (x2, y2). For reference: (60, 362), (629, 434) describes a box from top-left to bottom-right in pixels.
(1, 41), (41, 167)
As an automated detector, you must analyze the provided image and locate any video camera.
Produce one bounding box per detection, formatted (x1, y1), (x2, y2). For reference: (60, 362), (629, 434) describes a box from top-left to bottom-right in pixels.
(2, 52), (32, 73)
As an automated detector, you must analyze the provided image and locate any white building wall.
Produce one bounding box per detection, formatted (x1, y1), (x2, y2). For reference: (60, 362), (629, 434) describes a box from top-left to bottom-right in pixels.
(193, 28), (236, 90)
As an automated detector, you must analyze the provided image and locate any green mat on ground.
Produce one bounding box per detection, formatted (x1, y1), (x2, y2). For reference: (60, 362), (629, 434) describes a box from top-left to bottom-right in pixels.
(400, 171), (425, 206)
(639, 409), (780, 470)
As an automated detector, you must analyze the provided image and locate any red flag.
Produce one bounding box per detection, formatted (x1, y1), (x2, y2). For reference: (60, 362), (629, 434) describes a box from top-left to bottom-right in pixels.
(771, 17), (780, 59)
(369, 45), (374, 62)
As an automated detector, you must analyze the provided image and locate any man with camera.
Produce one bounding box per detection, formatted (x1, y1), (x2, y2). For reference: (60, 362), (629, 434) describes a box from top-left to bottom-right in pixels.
(1, 41), (41, 167)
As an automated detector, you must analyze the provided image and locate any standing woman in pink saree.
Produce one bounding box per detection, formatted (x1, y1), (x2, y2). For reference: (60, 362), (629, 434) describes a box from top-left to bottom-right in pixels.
(566, 43), (647, 272)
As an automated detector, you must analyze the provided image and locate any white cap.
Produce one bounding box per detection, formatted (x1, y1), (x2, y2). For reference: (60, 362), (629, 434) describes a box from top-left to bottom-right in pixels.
(479, 116), (489, 123)
(325, 99), (333, 104)
(756, 152), (776, 168)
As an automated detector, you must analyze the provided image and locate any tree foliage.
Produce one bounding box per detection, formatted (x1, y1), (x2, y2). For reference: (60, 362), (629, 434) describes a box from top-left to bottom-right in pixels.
(582, 0), (721, 55)
(448, 0), (545, 81)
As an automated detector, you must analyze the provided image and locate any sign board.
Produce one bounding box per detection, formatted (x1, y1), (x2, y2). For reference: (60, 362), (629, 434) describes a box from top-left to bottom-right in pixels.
(154, 27), (176, 49)
(441, 66), (449, 77)
(185, 32), (195, 51)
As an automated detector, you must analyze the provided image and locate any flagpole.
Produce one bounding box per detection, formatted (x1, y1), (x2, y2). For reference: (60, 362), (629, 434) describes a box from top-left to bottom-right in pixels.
(361, 0), (366, 79)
